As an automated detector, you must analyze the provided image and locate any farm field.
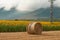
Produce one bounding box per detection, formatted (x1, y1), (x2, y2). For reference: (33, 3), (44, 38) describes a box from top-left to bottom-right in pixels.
(0, 20), (60, 32)
(0, 20), (60, 40)
(0, 20), (60, 26)
(0, 31), (60, 40)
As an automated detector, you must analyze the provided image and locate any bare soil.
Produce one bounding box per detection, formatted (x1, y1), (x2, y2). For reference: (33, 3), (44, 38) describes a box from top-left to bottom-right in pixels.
(0, 31), (60, 40)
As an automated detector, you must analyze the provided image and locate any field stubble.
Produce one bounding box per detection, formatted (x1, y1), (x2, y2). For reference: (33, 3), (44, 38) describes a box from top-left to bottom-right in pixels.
(0, 31), (60, 40)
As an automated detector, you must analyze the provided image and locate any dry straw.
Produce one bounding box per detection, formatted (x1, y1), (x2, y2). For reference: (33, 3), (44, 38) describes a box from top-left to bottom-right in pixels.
(27, 22), (42, 35)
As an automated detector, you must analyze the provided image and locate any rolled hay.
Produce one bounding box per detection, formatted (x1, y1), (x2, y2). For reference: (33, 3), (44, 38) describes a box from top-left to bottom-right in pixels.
(27, 22), (42, 35)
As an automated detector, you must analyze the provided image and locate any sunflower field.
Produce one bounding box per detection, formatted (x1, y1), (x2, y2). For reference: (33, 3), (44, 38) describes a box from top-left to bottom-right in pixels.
(0, 20), (60, 32)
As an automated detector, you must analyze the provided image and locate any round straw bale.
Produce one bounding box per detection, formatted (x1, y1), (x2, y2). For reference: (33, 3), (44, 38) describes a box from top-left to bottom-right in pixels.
(27, 22), (42, 35)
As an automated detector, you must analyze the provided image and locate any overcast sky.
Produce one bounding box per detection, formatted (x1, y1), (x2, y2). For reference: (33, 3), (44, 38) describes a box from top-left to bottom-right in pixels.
(0, 0), (60, 11)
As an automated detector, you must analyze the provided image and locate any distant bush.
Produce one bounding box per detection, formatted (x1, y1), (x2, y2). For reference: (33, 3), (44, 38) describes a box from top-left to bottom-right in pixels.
(15, 19), (19, 21)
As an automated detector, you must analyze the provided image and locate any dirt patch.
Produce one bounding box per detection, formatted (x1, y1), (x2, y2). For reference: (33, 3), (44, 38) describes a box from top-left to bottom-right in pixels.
(0, 31), (60, 40)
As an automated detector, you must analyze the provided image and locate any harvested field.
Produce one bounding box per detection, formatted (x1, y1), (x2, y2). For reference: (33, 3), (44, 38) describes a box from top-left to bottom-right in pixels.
(0, 31), (60, 40)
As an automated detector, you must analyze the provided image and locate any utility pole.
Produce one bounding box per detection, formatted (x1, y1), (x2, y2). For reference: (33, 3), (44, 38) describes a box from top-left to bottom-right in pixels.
(49, 0), (55, 24)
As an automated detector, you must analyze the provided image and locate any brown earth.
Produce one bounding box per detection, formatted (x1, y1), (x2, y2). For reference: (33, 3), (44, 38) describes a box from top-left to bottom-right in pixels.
(0, 31), (60, 40)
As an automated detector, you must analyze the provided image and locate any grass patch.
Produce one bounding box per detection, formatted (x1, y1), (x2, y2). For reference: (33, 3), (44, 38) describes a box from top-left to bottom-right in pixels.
(0, 24), (26, 32)
(0, 24), (60, 32)
(43, 26), (60, 31)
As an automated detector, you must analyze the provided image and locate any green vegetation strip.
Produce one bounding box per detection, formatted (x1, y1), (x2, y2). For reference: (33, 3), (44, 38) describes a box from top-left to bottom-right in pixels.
(43, 26), (60, 31)
(0, 25), (60, 32)
(0, 25), (26, 32)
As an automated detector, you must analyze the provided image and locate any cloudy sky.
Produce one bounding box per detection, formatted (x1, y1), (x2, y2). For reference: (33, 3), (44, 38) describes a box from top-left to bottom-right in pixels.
(0, 0), (60, 11)
(0, 0), (60, 19)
